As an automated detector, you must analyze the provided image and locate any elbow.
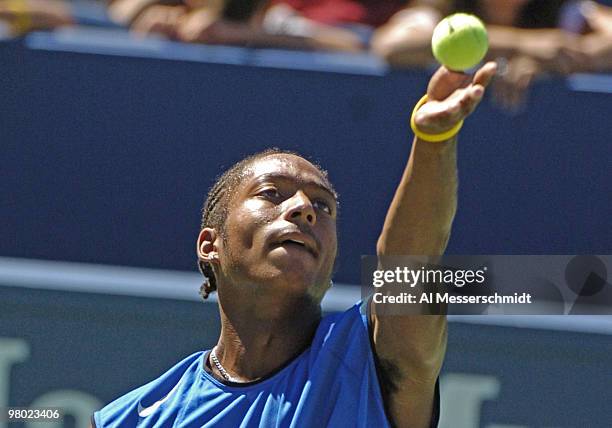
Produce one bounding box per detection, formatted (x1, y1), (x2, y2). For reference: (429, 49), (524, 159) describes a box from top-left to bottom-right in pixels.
(370, 36), (395, 62)
(376, 237), (388, 257)
(371, 36), (433, 68)
(370, 12), (437, 68)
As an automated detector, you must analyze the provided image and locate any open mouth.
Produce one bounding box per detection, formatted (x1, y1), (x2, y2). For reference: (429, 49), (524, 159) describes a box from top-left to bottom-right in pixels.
(272, 237), (317, 258)
(282, 238), (306, 247)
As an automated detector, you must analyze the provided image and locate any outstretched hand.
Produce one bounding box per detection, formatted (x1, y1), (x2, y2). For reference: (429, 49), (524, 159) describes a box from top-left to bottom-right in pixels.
(413, 62), (497, 136)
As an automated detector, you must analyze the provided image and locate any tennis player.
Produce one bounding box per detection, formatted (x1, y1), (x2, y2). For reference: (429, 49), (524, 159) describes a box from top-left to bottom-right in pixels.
(92, 61), (497, 428)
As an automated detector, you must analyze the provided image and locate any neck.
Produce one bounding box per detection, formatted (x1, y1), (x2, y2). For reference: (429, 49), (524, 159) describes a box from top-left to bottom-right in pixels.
(212, 290), (322, 382)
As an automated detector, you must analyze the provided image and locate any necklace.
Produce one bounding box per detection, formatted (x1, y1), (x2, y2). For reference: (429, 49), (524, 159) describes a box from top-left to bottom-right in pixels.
(210, 346), (241, 383)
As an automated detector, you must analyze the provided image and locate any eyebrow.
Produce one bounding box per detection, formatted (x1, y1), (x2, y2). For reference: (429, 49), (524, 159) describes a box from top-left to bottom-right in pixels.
(251, 173), (337, 201)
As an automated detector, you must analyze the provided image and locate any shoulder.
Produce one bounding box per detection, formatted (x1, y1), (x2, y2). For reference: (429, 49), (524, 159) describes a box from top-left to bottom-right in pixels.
(93, 352), (204, 428)
(308, 301), (373, 370)
(314, 301), (369, 345)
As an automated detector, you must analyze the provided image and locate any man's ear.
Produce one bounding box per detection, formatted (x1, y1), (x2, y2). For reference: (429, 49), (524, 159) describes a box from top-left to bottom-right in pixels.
(197, 228), (220, 264)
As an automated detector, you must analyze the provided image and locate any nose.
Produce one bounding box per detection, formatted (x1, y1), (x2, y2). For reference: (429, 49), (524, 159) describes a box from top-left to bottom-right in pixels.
(283, 190), (316, 226)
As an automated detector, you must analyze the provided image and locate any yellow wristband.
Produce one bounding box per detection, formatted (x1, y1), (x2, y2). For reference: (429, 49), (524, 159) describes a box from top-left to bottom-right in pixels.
(6, 0), (32, 35)
(410, 95), (463, 142)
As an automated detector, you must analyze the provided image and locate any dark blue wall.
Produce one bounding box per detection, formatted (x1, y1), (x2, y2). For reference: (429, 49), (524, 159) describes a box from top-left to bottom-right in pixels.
(1, 32), (611, 285)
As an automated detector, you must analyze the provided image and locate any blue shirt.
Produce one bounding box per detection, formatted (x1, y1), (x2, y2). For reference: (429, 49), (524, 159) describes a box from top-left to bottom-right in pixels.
(94, 301), (437, 427)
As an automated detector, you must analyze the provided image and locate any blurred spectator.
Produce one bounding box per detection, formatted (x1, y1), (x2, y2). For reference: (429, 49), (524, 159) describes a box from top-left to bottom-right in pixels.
(109, 0), (363, 51)
(263, 0), (428, 53)
(2, 0), (608, 108)
(0, 0), (126, 36)
(111, 1), (190, 39)
(0, 0), (73, 35)
(371, 0), (612, 111)
(580, 2), (612, 70)
(106, 0), (612, 79)
(373, 0), (599, 64)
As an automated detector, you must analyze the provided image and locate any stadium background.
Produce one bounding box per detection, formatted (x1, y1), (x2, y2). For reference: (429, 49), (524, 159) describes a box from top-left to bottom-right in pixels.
(1, 19), (611, 428)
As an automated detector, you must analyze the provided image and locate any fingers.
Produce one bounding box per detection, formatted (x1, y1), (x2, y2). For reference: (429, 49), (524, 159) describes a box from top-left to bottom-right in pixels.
(415, 85), (484, 133)
(473, 61), (498, 88)
(453, 85), (484, 122)
(176, 9), (219, 43)
(131, 6), (186, 38)
(428, 62), (495, 101)
(582, 1), (612, 36)
(419, 61), (495, 133)
(427, 66), (472, 101)
(556, 45), (592, 74)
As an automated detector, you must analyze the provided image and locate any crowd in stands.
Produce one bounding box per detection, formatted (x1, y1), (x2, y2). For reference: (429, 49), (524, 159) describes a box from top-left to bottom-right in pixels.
(1, 0), (611, 110)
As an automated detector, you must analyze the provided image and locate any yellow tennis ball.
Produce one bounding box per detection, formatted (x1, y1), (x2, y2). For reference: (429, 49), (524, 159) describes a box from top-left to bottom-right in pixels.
(432, 13), (488, 71)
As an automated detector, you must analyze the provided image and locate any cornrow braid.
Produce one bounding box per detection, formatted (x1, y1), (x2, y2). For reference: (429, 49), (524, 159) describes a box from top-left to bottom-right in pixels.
(197, 148), (336, 300)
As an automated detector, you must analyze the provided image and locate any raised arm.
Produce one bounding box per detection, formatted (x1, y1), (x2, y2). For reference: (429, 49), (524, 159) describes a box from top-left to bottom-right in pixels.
(371, 62), (497, 428)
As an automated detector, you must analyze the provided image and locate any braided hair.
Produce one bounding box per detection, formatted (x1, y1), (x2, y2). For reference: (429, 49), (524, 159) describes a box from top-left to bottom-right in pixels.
(198, 148), (336, 300)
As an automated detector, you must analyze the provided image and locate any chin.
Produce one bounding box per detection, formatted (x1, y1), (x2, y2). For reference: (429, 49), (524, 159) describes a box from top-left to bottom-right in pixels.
(261, 269), (319, 298)
(269, 247), (318, 271)
(263, 248), (330, 295)
(272, 268), (316, 292)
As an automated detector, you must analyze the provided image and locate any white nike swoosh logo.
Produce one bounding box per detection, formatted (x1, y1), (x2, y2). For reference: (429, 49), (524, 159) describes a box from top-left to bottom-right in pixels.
(137, 380), (181, 417)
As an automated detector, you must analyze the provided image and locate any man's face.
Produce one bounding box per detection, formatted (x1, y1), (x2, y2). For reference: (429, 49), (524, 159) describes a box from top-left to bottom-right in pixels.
(216, 154), (338, 301)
